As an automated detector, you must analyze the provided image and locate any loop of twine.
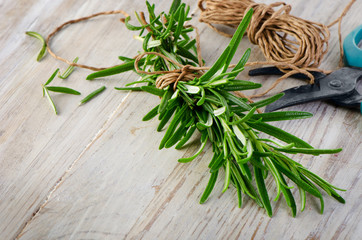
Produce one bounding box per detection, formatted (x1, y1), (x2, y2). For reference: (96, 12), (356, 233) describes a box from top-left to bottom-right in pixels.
(327, 0), (356, 66)
(46, 10), (129, 71)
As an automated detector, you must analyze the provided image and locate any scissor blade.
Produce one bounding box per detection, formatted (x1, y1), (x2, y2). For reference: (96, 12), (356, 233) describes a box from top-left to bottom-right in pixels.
(265, 83), (327, 112)
(249, 66), (327, 80)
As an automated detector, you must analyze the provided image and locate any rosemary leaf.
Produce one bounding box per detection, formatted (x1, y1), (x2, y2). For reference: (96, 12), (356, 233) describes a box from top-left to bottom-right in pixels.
(200, 170), (219, 204)
(26, 31), (47, 61)
(274, 147), (342, 155)
(222, 8), (253, 73)
(249, 93), (284, 108)
(44, 68), (60, 86)
(254, 161), (273, 217)
(115, 87), (142, 91)
(79, 86), (106, 105)
(124, 16), (144, 31)
(45, 86), (81, 95)
(169, 0), (182, 14)
(86, 59), (145, 80)
(247, 121), (313, 148)
(175, 124), (197, 149)
(142, 105), (159, 121)
(59, 57), (79, 79)
(141, 86), (165, 96)
(250, 111), (313, 122)
(42, 85), (57, 115)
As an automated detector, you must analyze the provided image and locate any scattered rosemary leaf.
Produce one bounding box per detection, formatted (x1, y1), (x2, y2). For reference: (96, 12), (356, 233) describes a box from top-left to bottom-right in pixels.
(45, 86), (81, 95)
(25, 31), (47, 61)
(42, 85), (57, 114)
(44, 68), (60, 86)
(59, 57), (79, 79)
(80, 86), (106, 105)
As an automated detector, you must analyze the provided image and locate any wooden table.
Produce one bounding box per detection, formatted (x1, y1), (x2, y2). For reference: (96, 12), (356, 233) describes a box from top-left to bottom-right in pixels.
(1, 0), (361, 239)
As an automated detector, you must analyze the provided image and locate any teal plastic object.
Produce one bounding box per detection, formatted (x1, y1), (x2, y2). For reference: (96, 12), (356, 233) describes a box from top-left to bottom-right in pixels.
(343, 25), (362, 68)
(343, 25), (362, 113)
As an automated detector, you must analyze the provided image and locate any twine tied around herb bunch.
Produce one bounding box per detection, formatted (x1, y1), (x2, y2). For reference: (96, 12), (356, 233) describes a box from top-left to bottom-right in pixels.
(134, 51), (315, 104)
(134, 52), (205, 90)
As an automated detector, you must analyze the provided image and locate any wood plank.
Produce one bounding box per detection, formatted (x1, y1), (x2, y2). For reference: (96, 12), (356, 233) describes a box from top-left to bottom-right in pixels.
(0, 0), (361, 239)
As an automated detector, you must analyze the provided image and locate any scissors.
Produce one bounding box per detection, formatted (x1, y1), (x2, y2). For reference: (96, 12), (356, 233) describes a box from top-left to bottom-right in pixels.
(248, 25), (362, 113)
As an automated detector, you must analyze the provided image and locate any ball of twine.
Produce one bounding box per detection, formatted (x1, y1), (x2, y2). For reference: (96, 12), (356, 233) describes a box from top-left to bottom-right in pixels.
(198, 0), (330, 69)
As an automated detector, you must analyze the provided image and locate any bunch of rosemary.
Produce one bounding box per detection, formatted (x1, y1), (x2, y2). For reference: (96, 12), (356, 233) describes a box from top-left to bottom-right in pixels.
(65, 0), (345, 216)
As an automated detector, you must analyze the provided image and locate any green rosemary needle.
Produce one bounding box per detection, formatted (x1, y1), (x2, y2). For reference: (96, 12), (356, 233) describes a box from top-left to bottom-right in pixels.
(42, 84), (58, 114)
(45, 86), (81, 95)
(80, 86), (106, 105)
(44, 68), (59, 87)
(59, 57), (79, 79)
(25, 31), (47, 61)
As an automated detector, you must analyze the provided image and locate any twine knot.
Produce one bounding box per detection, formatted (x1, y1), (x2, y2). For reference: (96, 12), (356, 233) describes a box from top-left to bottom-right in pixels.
(156, 65), (200, 90)
(135, 52), (204, 90)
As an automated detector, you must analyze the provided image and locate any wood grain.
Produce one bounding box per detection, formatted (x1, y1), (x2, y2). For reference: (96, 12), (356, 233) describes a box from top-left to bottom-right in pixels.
(0, 0), (361, 239)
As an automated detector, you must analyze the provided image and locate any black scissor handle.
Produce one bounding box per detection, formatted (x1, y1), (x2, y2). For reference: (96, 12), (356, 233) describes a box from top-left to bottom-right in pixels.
(263, 67), (362, 112)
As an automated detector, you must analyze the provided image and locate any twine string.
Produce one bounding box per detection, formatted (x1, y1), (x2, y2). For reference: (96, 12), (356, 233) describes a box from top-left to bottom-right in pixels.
(46, 10), (129, 71)
(327, 0), (357, 66)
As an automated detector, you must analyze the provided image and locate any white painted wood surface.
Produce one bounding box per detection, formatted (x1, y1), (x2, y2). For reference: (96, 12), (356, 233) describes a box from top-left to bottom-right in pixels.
(1, 0), (361, 239)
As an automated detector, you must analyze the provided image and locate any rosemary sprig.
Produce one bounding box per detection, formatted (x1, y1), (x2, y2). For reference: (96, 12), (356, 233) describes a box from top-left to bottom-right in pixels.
(85, 1), (345, 217)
